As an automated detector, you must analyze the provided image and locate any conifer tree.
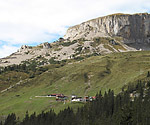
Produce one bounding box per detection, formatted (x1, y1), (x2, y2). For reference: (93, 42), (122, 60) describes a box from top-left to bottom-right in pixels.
(147, 71), (150, 77)
(4, 113), (16, 125)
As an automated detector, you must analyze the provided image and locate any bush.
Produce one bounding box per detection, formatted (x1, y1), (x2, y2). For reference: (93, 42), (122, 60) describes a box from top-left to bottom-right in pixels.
(49, 57), (60, 64)
(29, 72), (35, 78)
(61, 40), (77, 46)
(147, 71), (150, 77)
(84, 73), (88, 82)
(74, 57), (84, 61)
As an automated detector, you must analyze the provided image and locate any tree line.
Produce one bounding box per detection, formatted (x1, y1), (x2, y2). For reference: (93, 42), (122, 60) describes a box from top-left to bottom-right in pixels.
(0, 60), (48, 78)
(1, 77), (150, 124)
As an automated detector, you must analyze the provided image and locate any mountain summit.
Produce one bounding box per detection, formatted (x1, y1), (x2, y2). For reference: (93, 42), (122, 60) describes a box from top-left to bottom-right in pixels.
(64, 13), (150, 50)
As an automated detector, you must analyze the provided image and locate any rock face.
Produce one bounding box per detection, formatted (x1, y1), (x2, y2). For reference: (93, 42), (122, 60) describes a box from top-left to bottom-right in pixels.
(2, 13), (147, 67)
(64, 13), (150, 50)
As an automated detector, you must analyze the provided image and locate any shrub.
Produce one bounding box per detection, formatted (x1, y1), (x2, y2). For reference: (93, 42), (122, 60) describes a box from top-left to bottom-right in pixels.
(74, 56), (84, 61)
(61, 40), (77, 46)
(49, 57), (60, 64)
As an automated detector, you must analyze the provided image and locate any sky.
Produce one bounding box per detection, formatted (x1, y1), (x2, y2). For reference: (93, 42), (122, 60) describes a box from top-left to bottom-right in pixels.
(0, 0), (150, 58)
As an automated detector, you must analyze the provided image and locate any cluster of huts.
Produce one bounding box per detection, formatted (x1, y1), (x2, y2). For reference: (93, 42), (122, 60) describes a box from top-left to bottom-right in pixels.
(71, 95), (96, 102)
(47, 94), (96, 102)
(47, 94), (68, 101)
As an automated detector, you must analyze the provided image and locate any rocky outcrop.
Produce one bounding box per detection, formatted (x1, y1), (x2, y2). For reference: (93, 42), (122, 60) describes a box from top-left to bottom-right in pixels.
(18, 45), (32, 52)
(41, 42), (52, 49)
(21, 45), (29, 49)
(64, 13), (150, 50)
(20, 45), (29, 50)
(1, 13), (145, 67)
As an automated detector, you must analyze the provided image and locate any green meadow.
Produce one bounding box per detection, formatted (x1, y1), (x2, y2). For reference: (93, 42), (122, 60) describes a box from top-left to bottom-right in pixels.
(1, 51), (150, 118)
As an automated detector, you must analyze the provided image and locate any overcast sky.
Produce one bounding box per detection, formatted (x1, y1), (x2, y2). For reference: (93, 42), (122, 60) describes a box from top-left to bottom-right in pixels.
(0, 0), (150, 58)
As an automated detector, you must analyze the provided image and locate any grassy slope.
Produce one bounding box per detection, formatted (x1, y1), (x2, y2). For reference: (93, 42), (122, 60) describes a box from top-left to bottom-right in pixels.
(1, 51), (150, 118)
(0, 71), (29, 91)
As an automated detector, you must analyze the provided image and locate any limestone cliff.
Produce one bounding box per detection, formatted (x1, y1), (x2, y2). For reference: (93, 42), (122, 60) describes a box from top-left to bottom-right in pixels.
(64, 13), (150, 50)
(2, 13), (147, 67)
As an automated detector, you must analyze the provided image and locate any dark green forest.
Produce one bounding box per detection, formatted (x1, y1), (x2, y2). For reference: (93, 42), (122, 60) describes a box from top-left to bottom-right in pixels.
(1, 76), (150, 125)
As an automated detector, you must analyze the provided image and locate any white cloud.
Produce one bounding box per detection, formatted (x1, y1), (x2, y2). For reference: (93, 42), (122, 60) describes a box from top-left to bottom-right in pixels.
(0, 45), (19, 58)
(0, 0), (150, 57)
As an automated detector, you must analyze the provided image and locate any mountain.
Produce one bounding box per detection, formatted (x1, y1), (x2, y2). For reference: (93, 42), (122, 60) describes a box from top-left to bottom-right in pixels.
(64, 13), (150, 50)
(4, 13), (150, 67)
(0, 37), (135, 67)
(1, 13), (150, 120)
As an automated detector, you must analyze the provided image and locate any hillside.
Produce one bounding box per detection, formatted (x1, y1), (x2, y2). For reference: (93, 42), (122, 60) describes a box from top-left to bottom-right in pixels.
(3, 79), (150, 125)
(1, 13), (150, 121)
(0, 37), (135, 67)
(1, 51), (150, 119)
(1, 13), (150, 67)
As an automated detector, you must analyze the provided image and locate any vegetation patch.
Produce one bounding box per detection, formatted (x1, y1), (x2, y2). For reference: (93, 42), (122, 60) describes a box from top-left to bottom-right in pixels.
(113, 44), (126, 51)
(103, 44), (115, 52)
(60, 40), (77, 47)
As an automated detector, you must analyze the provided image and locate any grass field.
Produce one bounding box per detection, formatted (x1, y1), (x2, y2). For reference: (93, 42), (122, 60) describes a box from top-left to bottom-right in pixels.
(1, 51), (150, 119)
